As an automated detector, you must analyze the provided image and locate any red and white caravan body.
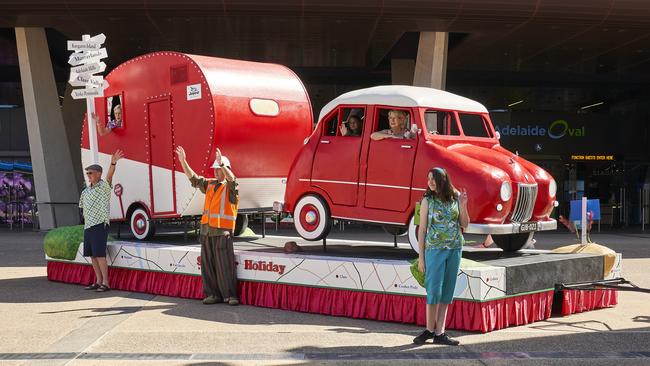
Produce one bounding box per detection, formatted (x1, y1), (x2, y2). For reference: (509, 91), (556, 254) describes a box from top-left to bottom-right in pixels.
(281, 86), (558, 252)
(81, 52), (312, 239)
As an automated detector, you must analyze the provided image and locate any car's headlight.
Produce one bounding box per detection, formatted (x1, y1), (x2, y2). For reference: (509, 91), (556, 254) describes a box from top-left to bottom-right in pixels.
(500, 181), (512, 201)
(549, 179), (557, 197)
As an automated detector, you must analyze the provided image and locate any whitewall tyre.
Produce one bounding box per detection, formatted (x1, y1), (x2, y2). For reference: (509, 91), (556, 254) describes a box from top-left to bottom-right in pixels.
(130, 207), (155, 240)
(293, 195), (332, 241)
(407, 214), (420, 254)
(234, 214), (249, 236)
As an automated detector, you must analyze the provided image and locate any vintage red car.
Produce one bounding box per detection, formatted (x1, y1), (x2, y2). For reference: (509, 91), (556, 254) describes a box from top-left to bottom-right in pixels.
(277, 85), (558, 252)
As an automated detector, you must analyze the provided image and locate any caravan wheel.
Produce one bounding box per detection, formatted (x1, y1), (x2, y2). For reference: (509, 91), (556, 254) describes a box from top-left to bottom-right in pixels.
(130, 207), (155, 240)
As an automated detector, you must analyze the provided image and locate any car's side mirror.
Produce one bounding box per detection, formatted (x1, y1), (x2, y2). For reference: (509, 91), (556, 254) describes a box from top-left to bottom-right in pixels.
(495, 131), (501, 140)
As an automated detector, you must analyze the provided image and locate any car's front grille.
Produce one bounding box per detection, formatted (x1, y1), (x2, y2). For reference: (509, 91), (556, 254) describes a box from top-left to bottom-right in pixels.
(510, 183), (537, 223)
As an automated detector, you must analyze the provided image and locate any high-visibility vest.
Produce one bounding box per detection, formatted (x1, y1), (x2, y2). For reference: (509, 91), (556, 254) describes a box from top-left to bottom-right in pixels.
(200, 181), (239, 230)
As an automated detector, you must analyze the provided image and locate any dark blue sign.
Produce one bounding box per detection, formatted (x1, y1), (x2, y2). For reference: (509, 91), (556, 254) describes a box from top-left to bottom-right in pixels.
(569, 199), (601, 221)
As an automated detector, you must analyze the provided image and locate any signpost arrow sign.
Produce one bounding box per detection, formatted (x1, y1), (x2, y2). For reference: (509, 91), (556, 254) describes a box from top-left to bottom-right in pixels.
(68, 48), (108, 66)
(69, 72), (91, 86)
(86, 75), (109, 89)
(71, 88), (104, 100)
(70, 61), (106, 75)
(87, 33), (106, 45)
(67, 40), (101, 52)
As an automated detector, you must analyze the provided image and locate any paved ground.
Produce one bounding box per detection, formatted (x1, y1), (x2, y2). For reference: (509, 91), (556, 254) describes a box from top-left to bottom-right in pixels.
(1, 225), (650, 365)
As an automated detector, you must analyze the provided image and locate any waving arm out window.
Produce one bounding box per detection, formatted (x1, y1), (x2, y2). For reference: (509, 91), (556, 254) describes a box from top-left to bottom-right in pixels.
(105, 94), (124, 129)
(340, 107), (365, 137)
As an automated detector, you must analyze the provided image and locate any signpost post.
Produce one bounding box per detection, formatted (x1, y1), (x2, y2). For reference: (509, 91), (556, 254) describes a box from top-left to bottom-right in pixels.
(67, 33), (108, 164)
(581, 197), (588, 245)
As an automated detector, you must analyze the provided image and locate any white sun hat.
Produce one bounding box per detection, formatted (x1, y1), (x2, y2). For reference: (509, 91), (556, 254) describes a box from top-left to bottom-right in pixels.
(212, 156), (231, 168)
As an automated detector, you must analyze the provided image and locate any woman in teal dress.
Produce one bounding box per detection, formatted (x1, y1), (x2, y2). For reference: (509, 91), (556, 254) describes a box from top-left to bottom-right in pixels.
(413, 167), (469, 346)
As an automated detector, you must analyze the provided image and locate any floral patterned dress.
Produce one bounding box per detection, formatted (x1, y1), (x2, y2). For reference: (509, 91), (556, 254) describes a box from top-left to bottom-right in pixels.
(424, 195), (464, 250)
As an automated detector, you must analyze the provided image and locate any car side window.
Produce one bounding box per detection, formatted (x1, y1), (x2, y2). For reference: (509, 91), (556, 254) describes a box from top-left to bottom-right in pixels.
(323, 111), (339, 136)
(340, 107), (365, 137)
(373, 108), (414, 139)
(458, 113), (493, 138)
(424, 110), (459, 136)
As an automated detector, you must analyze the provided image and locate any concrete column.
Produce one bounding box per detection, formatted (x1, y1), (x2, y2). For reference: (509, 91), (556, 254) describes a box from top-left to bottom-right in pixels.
(15, 27), (80, 229)
(62, 83), (85, 193)
(413, 32), (448, 90)
(391, 59), (415, 85)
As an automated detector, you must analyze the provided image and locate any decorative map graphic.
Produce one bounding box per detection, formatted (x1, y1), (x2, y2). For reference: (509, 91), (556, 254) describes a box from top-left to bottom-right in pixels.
(47, 241), (508, 301)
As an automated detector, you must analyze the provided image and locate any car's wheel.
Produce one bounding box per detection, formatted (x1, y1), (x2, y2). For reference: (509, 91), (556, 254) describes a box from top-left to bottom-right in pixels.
(234, 214), (249, 236)
(293, 194), (332, 241)
(407, 214), (420, 254)
(129, 207), (155, 240)
(382, 225), (408, 236)
(492, 232), (534, 252)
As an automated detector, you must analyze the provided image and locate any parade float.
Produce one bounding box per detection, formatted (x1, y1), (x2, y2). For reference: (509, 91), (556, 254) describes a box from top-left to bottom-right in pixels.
(47, 52), (619, 333)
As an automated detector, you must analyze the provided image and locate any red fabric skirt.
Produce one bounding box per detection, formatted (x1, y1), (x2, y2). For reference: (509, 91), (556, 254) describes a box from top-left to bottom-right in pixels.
(47, 261), (616, 333)
(561, 288), (618, 316)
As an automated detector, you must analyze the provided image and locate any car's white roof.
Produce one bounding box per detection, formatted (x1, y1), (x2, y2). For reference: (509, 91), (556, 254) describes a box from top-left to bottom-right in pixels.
(318, 85), (488, 121)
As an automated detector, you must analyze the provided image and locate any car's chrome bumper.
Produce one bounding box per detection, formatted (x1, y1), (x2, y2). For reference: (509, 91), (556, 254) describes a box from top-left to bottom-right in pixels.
(272, 201), (284, 212)
(465, 219), (557, 235)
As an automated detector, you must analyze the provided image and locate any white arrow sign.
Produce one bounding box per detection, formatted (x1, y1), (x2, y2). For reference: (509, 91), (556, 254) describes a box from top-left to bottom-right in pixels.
(67, 40), (102, 52)
(68, 48), (108, 66)
(70, 61), (106, 76)
(69, 73), (110, 88)
(87, 33), (106, 45)
(69, 72), (91, 87)
(86, 75), (109, 89)
(71, 88), (104, 100)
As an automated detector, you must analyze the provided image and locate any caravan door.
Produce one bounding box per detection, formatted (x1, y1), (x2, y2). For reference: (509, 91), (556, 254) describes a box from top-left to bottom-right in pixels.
(147, 97), (176, 215)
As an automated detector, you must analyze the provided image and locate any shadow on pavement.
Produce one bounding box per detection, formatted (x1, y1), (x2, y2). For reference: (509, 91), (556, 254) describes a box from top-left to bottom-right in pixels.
(278, 324), (650, 358)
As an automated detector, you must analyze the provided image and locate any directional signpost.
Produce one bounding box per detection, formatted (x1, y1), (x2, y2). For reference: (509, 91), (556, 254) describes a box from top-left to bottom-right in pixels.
(68, 33), (109, 164)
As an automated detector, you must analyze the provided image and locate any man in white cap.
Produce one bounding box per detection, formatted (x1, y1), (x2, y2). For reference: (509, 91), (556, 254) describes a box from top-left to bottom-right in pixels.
(79, 149), (124, 292)
(175, 146), (240, 305)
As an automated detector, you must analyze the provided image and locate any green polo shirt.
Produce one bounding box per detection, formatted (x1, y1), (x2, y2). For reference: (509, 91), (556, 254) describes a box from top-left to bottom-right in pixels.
(79, 179), (112, 229)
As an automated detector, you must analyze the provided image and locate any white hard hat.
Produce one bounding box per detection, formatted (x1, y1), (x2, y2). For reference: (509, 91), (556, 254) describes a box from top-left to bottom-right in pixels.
(212, 156), (231, 168)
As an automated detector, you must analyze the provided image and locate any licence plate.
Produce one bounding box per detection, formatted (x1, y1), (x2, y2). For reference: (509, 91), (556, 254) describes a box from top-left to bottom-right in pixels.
(519, 222), (538, 232)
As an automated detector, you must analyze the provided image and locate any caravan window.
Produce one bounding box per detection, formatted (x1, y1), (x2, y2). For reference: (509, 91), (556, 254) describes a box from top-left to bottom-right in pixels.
(105, 95), (124, 130)
(250, 98), (280, 117)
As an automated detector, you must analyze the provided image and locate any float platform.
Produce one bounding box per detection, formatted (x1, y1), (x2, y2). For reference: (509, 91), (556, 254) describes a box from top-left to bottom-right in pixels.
(46, 235), (620, 333)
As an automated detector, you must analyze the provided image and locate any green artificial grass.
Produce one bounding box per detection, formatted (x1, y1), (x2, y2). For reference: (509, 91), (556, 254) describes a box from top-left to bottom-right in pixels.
(43, 225), (113, 260)
(410, 259), (425, 288)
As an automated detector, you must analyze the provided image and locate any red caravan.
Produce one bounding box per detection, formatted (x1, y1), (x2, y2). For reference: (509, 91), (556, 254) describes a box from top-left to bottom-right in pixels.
(81, 52), (312, 239)
(279, 86), (558, 252)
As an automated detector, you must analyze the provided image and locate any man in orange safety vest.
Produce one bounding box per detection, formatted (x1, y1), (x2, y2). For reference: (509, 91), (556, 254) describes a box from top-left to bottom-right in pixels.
(176, 146), (240, 305)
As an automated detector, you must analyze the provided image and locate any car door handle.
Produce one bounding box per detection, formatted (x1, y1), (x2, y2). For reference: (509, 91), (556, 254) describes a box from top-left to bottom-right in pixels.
(400, 145), (412, 149)
(320, 140), (330, 144)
